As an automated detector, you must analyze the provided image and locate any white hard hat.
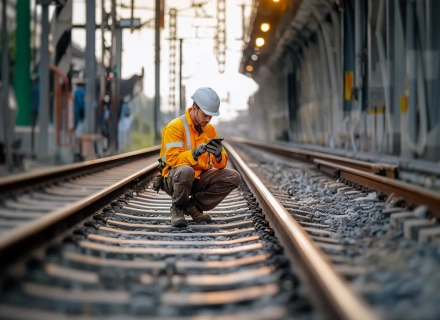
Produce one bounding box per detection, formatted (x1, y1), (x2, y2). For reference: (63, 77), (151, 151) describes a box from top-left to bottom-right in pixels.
(191, 87), (220, 116)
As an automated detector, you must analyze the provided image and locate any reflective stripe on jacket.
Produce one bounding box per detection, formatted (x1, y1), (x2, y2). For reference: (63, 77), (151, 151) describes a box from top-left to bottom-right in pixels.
(160, 109), (228, 179)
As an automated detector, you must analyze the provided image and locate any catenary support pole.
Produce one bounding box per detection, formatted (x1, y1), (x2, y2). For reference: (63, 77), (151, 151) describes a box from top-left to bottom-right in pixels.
(109, 0), (118, 152)
(85, 0), (96, 135)
(179, 38), (183, 115)
(240, 4), (245, 41)
(115, 27), (123, 152)
(100, 0), (106, 108)
(31, 0), (38, 157)
(15, 0), (31, 126)
(38, 1), (50, 157)
(154, 0), (161, 142)
(406, 0), (417, 156)
(1, 0), (13, 171)
(115, 28), (122, 84)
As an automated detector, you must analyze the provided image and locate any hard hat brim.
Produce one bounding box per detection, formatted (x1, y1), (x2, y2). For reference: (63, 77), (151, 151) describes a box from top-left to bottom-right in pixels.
(200, 107), (220, 117)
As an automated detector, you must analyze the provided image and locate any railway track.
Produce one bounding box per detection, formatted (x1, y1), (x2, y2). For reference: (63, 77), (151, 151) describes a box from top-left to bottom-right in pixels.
(0, 146), (160, 264)
(232, 137), (440, 218)
(230, 137), (398, 179)
(0, 142), (377, 319)
(231, 138), (440, 320)
(4, 136), (439, 319)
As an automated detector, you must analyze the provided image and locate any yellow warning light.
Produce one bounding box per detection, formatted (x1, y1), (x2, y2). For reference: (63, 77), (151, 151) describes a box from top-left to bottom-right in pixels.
(246, 65), (254, 72)
(260, 23), (270, 32)
(273, 0), (280, 2)
(255, 37), (265, 47)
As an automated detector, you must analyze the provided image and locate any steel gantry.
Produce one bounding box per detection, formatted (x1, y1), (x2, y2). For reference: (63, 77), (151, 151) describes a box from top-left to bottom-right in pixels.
(166, 2), (216, 116)
(215, 0), (226, 73)
(168, 8), (178, 113)
(99, 0), (120, 152)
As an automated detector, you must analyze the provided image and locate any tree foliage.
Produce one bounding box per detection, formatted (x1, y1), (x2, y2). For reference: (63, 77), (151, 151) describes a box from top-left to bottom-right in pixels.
(0, 30), (16, 83)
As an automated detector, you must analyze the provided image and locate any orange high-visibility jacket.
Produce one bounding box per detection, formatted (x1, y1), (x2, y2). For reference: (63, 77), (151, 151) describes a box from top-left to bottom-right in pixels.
(160, 109), (228, 179)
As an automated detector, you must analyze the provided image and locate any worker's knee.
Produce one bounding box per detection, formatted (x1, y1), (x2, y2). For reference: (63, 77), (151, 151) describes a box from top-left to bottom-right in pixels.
(231, 170), (241, 187)
(173, 166), (195, 184)
(224, 169), (241, 187)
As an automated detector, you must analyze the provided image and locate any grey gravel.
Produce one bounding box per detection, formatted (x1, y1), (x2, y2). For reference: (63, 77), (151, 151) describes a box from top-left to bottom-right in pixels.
(235, 143), (440, 320)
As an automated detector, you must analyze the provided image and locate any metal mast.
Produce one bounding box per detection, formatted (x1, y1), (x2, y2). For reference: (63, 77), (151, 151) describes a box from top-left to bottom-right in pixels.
(168, 8), (177, 115)
(215, 0), (226, 73)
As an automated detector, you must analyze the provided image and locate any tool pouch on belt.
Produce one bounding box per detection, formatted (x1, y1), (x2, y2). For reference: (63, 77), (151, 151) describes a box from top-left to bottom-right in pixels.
(152, 158), (166, 193)
(152, 174), (163, 193)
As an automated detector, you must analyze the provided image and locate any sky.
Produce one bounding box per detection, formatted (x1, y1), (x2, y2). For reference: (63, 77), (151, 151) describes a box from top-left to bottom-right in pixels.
(70, 0), (259, 124)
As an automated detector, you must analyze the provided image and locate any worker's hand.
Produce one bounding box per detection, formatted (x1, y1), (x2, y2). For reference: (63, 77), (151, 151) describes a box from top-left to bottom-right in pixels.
(206, 139), (223, 158)
(192, 144), (207, 161)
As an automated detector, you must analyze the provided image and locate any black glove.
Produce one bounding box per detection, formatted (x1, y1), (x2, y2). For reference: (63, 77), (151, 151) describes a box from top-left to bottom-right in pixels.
(151, 175), (163, 192)
(206, 139), (223, 158)
(192, 143), (207, 161)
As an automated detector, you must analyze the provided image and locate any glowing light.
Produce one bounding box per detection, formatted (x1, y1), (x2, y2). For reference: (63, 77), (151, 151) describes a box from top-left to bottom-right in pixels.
(246, 65), (254, 72)
(273, 0), (280, 2)
(260, 23), (270, 32)
(255, 37), (265, 47)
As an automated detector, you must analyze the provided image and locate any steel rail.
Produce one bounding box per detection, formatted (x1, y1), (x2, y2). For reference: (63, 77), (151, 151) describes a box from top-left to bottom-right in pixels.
(229, 137), (398, 178)
(0, 160), (158, 270)
(315, 159), (440, 218)
(0, 146), (161, 194)
(224, 142), (378, 320)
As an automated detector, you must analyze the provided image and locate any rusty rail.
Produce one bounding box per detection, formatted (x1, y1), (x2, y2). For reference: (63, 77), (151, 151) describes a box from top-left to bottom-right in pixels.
(229, 137), (398, 178)
(0, 147), (161, 268)
(0, 146), (160, 194)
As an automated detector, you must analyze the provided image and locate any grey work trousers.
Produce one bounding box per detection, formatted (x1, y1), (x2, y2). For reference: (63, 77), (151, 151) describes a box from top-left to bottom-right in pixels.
(162, 166), (241, 211)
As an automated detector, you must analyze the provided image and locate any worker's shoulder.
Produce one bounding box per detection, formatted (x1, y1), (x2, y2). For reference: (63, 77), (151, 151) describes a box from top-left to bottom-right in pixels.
(166, 117), (185, 128)
(205, 123), (217, 133)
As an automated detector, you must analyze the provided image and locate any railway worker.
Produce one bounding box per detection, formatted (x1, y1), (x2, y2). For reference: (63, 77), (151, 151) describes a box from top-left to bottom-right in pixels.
(158, 87), (241, 227)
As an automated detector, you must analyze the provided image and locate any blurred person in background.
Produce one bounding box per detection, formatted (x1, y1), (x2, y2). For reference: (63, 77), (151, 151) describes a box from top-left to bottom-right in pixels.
(31, 75), (40, 128)
(99, 95), (112, 151)
(118, 95), (133, 152)
(74, 80), (86, 136)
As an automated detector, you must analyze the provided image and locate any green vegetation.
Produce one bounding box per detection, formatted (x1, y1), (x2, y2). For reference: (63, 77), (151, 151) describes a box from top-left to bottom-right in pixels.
(123, 115), (156, 152)
(275, 130), (290, 142)
(0, 30), (35, 83)
(124, 131), (156, 152)
(0, 31), (16, 82)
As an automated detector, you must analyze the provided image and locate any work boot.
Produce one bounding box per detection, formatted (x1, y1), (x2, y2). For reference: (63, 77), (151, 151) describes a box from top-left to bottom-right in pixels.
(170, 206), (188, 227)
(185, 205), (212, 223)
